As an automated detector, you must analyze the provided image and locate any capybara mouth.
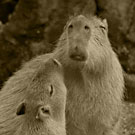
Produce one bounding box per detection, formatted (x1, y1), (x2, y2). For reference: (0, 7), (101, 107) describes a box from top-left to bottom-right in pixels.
(69, 54), (87, 61)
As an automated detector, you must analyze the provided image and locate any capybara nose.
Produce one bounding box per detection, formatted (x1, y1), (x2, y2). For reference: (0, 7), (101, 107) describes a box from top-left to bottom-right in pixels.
(69, 45), (87, 61)
(40, 106), (50, 115)
(70, 53), (86, 61)
(36, 105), (51, 121)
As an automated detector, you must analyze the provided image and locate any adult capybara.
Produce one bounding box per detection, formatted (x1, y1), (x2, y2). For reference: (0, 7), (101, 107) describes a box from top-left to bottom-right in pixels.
(53, 15), (125, 135)
(0, 57), (67, 135)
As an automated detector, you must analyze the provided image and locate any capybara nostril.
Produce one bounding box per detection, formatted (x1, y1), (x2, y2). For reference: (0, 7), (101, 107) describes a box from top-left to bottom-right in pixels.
(41, 106), (50, 115)
(36, 106), (51, 121)
(84, 25), (90, 31)
(75, 46), (78, 51)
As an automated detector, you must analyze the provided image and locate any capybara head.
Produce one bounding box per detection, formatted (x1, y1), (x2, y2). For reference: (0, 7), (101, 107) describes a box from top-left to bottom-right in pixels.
(15, 59), (67, 135)
(57, 15), (113, 72)
(66, 15), (91, 62)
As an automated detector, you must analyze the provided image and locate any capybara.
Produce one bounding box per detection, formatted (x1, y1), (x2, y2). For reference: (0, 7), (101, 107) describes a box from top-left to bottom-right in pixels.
(0, 57), (67, 135)
(53, 15), (125, 135)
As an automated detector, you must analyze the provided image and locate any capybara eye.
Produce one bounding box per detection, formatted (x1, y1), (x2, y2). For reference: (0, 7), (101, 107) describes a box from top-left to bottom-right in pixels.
(48, 84), (54, 96)
(84, 25), (90, 31)
(68, 24), (73, 29)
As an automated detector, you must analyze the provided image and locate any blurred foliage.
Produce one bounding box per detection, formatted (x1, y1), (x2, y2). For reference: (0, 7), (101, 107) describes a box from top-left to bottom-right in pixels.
(0, 0), (135, 101)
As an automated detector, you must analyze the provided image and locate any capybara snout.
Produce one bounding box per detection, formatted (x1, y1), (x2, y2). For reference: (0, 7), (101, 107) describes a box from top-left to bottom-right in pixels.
(68, 34), (89, 62)
(67, 15), (91, 62)
(69, 46), (87, 61)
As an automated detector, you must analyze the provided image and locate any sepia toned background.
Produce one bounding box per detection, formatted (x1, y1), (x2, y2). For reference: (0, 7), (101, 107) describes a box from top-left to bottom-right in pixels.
(0, 0), (135, 134)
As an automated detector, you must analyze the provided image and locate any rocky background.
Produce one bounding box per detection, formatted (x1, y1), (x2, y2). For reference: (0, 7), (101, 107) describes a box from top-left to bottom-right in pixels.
(0, 0), (135, 134)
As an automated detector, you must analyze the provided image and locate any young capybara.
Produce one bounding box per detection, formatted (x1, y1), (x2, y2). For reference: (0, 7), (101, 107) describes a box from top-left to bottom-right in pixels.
(0, 57), (67, 135)
(53, 15), (125, 135)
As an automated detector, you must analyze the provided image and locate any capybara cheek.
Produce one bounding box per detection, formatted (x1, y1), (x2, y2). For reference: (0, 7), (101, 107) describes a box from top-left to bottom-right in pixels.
(36, 105), (51, 121)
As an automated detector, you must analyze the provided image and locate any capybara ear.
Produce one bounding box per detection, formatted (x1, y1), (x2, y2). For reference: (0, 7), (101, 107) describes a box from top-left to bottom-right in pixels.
(16, 102), (26, 115)
(36, 105), (51, 121)
(52, 59), (62, 67)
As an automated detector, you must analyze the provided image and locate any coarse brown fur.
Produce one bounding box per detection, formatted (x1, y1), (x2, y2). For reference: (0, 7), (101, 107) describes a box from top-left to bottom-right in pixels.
(53, 15), (125, 135)
(0, 56), (67, 135)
